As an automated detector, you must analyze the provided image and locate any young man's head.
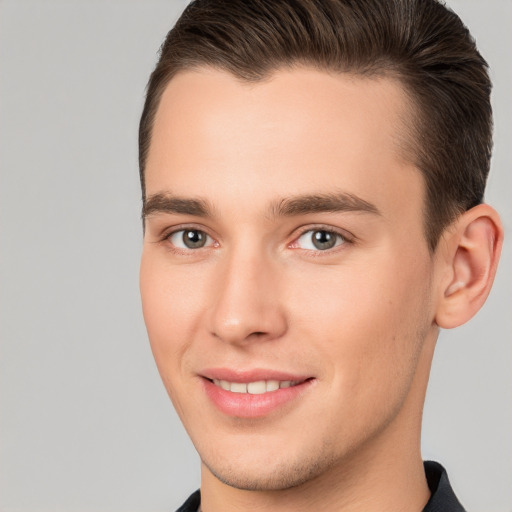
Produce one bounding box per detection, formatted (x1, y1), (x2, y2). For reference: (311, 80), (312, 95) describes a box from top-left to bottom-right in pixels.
(139, 0), (502, 509)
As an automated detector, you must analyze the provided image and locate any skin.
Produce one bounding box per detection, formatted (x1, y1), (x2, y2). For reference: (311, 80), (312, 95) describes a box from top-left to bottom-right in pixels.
(139, 67), (502, 512)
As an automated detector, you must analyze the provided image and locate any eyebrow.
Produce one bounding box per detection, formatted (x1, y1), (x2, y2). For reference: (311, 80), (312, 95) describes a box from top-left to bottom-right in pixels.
(270, 192), (381, 217)
(143, 193), (214, 219)
(142, 191), (381, 220)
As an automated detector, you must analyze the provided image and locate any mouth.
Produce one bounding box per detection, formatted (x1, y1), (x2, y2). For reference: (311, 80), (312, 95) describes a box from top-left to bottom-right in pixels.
(209, 378), (307, 394)
(200, 371), (315, 418)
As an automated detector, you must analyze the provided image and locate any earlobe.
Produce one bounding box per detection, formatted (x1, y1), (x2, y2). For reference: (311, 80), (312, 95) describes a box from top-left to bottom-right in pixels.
(435, 204), (503, 329)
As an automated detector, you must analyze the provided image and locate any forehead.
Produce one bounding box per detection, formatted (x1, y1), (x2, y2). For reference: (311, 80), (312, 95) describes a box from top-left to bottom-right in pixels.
(145, 66), (423, 221)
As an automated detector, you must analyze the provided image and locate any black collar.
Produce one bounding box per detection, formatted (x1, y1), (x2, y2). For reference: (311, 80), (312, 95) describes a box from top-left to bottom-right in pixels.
(423, 460), (466, 511)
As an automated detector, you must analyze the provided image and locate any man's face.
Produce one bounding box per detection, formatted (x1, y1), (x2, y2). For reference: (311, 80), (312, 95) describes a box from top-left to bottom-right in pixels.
(140, 67), (439, 490)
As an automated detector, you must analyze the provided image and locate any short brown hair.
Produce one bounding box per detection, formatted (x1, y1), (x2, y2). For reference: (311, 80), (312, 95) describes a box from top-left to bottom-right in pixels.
(139, 0), (492, 251)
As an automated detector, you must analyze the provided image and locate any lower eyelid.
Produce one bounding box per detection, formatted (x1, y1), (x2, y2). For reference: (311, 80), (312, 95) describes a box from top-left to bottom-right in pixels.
(293, 229), (348, 250)
(167, 229), (215, 249)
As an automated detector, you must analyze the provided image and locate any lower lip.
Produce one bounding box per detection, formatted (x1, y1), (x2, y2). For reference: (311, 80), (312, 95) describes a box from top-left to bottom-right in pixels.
(202, 378), (315, 418)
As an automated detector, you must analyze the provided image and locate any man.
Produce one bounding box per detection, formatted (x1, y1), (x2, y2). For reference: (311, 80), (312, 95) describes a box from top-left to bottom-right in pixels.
(138, 0), (503, 510)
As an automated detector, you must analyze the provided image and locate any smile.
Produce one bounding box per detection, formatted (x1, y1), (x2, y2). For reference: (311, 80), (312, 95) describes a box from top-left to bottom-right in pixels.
(211, 379), (304, 394)
(202, 372), (315, 418)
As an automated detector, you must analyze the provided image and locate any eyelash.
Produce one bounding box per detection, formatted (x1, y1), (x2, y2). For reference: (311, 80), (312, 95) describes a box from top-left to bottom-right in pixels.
(159, 225), (354, 255)
(159, 225), (217, 254)
(291, 226), (353, 254)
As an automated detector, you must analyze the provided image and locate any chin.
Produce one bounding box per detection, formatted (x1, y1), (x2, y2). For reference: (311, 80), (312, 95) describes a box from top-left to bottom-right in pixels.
(201, 446), (339, 491)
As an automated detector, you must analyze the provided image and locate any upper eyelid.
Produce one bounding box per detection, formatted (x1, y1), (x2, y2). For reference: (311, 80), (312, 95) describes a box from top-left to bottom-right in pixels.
(292, 230), (347, 248)
(291, 224), (354, 242)
(160, 223), (216, 240)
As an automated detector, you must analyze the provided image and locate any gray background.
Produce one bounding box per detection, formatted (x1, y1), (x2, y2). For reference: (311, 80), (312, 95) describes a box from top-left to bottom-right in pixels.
(0, 1), (510, 511)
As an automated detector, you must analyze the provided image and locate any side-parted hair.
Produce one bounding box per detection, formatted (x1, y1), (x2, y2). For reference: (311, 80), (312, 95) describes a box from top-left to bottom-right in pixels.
(139, 0), (492, 251)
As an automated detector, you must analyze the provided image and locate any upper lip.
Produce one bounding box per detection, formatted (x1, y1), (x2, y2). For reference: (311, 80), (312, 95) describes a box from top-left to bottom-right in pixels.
(200, 368), (313, 383)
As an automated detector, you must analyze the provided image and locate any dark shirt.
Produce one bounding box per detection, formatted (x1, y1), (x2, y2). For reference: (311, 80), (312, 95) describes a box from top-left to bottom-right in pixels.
(175, 460), (466, 512)
(422, 461), (466, 511)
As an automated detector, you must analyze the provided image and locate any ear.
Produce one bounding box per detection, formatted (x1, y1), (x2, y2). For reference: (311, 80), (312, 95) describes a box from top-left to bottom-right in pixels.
(435, 204), (503, 329)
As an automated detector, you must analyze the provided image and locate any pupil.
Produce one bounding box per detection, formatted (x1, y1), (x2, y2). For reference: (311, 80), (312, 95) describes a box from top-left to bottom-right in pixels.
(312, 230), (336, 250)
(183, 230), (205, 248)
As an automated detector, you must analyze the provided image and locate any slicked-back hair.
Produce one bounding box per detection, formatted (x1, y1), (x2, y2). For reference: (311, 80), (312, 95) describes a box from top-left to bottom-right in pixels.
(139, 0), (492, 252)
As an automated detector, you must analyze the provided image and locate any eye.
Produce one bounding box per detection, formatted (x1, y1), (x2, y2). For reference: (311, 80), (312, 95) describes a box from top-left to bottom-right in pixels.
(168, 229), (213, 249)
(295, 229), (346, 251)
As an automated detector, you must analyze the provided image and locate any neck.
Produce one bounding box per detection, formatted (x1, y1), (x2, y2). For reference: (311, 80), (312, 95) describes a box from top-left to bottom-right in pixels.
(200, 334), (437, 512)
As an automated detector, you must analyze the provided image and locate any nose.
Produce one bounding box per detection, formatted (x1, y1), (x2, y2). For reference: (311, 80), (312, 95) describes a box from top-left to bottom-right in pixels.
(207, 248), (288, 345)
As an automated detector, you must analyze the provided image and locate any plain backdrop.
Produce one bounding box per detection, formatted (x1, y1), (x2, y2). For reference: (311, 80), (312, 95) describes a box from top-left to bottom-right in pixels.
(0, 1), (510, 511)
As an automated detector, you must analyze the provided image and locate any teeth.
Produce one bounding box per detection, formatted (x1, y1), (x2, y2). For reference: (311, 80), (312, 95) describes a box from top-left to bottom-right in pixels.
(230, 382), (247, 393)
(266, 380), (280, 392)
(247, 381), (266, 394)
(212, 378), (302, 394)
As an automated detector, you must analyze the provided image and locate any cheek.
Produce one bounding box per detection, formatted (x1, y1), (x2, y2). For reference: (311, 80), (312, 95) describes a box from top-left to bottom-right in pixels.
(139, 253), (208, 373)
(140, 254), (215, 422)
(286, 253), (432, 393)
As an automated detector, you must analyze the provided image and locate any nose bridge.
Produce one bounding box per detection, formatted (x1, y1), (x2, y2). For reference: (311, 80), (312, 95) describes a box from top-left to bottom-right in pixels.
(208, 239), (286, 344)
